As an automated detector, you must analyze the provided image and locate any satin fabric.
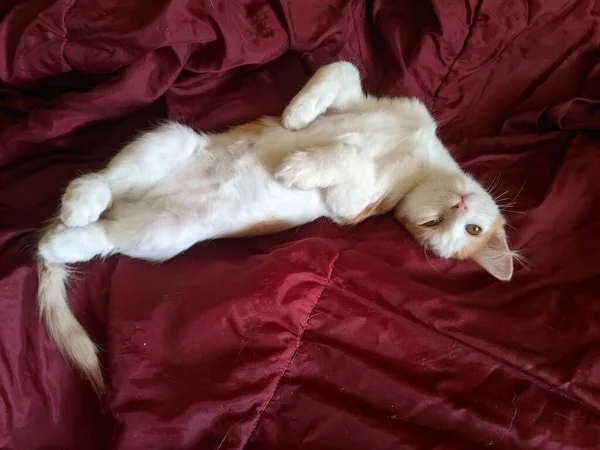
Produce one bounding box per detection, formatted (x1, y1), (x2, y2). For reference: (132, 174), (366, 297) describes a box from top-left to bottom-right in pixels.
(1, 0), (599, 448)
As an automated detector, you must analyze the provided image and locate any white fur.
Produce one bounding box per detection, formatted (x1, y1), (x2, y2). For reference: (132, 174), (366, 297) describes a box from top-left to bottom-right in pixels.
(37, 61), (513, 391)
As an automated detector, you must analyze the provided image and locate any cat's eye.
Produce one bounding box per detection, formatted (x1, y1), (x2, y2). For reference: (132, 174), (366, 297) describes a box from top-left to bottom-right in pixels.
(422, 218), (441, 227)
(466, 224), (482, 236)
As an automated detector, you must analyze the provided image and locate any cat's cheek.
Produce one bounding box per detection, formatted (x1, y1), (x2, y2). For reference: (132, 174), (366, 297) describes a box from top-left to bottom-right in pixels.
(395, 216), (429, 248)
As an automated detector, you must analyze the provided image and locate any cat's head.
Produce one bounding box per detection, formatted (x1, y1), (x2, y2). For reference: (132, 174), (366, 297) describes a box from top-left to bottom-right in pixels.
(394, 171), (514, 281)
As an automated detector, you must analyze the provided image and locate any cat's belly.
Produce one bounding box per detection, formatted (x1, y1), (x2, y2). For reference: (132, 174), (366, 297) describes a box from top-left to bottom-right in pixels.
(112, 152), (328, 240)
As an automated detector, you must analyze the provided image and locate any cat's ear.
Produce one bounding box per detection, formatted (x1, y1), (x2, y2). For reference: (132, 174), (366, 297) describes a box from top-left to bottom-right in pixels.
(473, 229), (514, 281)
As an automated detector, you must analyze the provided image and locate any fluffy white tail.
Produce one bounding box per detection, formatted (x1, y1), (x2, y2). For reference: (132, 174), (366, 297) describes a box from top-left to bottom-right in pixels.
(37, 259), (104, 392)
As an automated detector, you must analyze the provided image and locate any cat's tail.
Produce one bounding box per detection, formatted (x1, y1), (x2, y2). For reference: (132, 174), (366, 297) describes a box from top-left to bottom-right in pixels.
(37, 258), (104, 393)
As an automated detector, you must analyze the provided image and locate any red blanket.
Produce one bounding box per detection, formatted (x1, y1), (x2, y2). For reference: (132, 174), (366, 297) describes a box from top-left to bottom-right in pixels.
(1, 1), (599, 448)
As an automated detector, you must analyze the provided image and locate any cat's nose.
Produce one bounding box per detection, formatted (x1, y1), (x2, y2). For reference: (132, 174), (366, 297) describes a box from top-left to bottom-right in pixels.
(452, 196), (468, 213)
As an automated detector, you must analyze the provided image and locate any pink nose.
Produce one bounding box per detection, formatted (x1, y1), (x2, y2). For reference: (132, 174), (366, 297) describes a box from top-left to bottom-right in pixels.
(453, 196), (468, 212)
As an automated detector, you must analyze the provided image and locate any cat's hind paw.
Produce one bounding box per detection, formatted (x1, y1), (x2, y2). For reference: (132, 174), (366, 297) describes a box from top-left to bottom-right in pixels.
(60, 176), (112, 227)
(39, 225), (111, 263)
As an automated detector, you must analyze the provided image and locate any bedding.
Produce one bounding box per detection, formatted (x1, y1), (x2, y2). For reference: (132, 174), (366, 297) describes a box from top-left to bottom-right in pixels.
(1, 0), (599, 448)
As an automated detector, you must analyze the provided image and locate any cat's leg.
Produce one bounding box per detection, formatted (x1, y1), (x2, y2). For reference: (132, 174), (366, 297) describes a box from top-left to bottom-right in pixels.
(319, 157), (389, 224)
(103, 217), (203, 261)
(38, 218), (199, 264)
(282, 62), (364, 130)
(60, 123), (207, 228)
(39, 210), (213, 264)
(100, 202), (215, 261)
(323, 180), (389, 225)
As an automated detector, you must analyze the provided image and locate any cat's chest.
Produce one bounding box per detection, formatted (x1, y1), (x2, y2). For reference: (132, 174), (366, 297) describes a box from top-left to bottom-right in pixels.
(316, 114), (419, 156)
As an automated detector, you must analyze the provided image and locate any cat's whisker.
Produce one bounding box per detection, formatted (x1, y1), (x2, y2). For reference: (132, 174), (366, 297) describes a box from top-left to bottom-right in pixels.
(498, 202), (520, 209)
(510, 176), (529, 204)
(493, 190), (510, 202)
(486, 173), (502, 195)
(423, 247), (450, 278)
(494, 176), (527, 213)
(498, 204), (523, 211)
(510, 250), (529, 269)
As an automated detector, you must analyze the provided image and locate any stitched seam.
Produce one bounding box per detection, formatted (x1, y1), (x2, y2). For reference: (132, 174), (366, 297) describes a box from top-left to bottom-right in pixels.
(239, 251), (341, 449)
(59, 0), (77, 71)
(304, 243), (598, 411)
(349, 0), (366, 65)
(432, 0), (483, 101)
(402, 309), (600, 414)
(325, 240), (598, 411)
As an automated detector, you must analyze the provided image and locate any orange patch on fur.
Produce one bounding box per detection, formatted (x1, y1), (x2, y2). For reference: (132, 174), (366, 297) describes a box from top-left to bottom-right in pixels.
(228, 116), (279, 136)
(343, 196), (394, 225)
(225, 220), (293, 238)
(451, 216), (505, 260)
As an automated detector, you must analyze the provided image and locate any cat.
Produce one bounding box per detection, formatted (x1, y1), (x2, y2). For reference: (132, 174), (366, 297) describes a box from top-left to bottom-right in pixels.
(37, 61), (515, 393)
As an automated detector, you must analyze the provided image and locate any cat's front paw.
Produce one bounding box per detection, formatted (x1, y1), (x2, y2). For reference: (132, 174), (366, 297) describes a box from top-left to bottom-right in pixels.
(282, 90), (335, 130)
(60, 176), (112, 227)
(274, 152), (323, 190)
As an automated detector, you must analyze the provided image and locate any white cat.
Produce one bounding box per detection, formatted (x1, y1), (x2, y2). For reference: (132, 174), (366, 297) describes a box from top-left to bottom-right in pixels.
(37, 61), (515, 392)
